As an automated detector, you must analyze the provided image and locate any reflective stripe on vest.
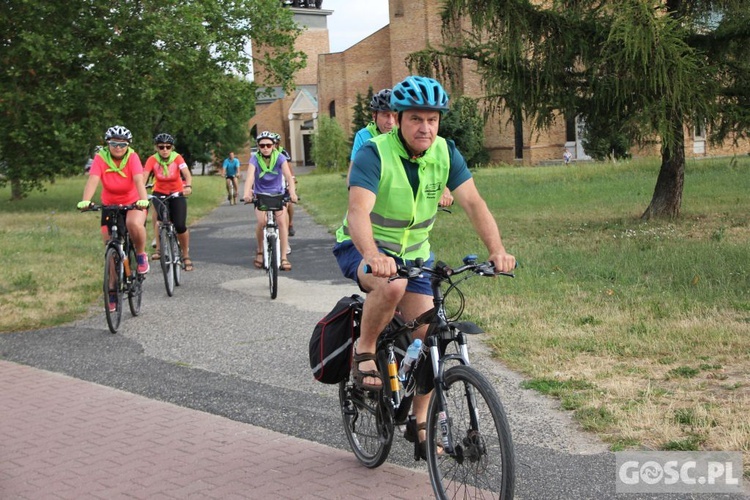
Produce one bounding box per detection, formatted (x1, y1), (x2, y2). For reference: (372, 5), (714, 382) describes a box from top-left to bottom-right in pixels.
(336, 130), (449, 260)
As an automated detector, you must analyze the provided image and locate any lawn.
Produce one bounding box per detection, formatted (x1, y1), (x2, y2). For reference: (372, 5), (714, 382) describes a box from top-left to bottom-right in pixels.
(299, 156), (750, 474)
(0, 174), (226, 331)
(2, 157), (749, 475)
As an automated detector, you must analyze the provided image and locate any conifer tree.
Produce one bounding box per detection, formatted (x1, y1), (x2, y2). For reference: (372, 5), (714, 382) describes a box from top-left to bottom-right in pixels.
(410, 0), (750, 218)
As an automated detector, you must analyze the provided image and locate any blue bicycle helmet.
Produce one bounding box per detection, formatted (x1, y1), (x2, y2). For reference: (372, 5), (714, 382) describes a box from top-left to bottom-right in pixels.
(390, 76), (449, 114)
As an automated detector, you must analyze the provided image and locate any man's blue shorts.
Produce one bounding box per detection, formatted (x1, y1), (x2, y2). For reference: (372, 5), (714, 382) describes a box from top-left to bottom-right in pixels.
(332, 240), (433, 296)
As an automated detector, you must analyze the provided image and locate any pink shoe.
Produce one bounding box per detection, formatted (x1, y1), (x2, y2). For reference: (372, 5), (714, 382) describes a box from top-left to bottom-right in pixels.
(136, 253), (150, 274)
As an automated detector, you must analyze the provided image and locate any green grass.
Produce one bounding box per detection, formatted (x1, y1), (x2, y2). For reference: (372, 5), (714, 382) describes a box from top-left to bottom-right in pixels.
(3, 157), (750, 475)
(300, 156), (750, 473)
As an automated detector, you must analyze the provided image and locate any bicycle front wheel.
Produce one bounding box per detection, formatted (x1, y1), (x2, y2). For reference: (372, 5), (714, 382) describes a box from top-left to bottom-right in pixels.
(426, 365), (515, 500)
(159, 226), (175, 296)
(103, 246), (122, 333)
(127, 244), (142, 316)
(339, 379), (393, 468)
(267, 233), (278, 299)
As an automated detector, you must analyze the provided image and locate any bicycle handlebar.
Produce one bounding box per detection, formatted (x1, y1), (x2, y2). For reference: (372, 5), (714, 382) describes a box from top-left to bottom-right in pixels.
(78, 203), (140, 213)
(241, 195), (299, 205)
(363, 255), (516, 280)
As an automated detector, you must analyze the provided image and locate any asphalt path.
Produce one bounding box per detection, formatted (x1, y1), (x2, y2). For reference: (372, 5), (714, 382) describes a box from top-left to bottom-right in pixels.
(1, 197), (746, 499)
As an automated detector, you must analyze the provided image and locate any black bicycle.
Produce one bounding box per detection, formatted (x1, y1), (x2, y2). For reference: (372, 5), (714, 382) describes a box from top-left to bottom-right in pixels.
(339, 255), (516, 499)
(148, 191), (183, 296)
(81, 204), (145, 333)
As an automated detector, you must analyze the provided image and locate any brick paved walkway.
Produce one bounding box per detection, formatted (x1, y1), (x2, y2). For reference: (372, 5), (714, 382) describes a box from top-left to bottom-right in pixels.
(0, 360), (435, 499)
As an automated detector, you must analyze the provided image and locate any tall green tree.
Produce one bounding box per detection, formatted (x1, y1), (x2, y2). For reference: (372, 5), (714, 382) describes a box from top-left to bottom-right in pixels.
(350, 86), (374, 143)
(409, 0), (750, 219)
(0, 0), (305, 199)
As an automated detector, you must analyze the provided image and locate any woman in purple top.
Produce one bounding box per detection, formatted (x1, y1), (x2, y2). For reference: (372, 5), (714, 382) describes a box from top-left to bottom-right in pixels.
(244, 131), (298, 270)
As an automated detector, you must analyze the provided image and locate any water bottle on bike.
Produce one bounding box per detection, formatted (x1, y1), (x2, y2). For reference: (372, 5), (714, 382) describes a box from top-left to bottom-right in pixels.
(398, 339), (422, 381)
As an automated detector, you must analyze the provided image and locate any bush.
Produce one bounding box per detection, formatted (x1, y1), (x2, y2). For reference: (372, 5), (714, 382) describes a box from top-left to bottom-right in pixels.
(582, 114), (632, 161)
(311, 116), (350, 172)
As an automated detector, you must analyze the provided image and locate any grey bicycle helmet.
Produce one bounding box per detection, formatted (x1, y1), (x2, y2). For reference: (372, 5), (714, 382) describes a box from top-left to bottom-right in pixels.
(104, 125), (132, 141)
(256, 130), (275, 142)
(272, 133), (281, 144)
(154, 133), (175, 144)
(370, 88), (392, 112)
(390, 76), (449, 114)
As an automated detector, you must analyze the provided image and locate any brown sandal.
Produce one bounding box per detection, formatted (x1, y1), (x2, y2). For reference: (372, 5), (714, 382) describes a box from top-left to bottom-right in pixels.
(254, 252), (263, 269)
(351, 351), (383, 391)
(404, 419), (443, 460)
(183, 258), (194, 271)
(280, 258), (292, 271)
(151, 252), (161, 261)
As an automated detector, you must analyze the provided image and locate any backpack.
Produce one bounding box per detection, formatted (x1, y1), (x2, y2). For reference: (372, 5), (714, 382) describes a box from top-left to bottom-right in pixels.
(309, 294), (364, 384)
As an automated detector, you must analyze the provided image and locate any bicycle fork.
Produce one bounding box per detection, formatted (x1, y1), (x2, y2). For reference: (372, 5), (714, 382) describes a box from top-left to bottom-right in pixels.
(426, 331), (475, 458)
(263, 213), (280, 270)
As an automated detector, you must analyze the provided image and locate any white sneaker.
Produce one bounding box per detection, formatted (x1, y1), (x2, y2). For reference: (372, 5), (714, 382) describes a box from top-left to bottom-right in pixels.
(286, 246), (291, 255)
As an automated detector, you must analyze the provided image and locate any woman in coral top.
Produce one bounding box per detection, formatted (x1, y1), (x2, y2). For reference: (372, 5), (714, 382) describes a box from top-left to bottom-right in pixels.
(143, 133), (194, 271)
(78, 125), (150, 277)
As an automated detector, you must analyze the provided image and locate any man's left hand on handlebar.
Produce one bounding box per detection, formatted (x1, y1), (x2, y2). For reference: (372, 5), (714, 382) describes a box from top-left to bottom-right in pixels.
(488, 251), (516, 274)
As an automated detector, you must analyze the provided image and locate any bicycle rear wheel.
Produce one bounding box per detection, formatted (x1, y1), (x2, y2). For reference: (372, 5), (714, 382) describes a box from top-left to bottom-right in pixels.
(267, 233), (278, 299)
(172, 234), (182, 286)
(103, 246), (122, 333)
(159, 226), (175, 296)
(127, 245), (142, 316)
(339, 379), (393, 468)
(426, 365), (515, 500)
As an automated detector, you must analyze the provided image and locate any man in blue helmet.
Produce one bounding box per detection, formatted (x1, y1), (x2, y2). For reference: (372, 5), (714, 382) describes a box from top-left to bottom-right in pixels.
(333, 75), (516, 459)
(347, 87), (453, 206)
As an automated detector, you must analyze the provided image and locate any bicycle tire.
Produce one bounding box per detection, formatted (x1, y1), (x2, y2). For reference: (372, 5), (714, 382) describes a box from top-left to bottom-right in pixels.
(127, 244), (142, 316)
(160, 226), (175, 296)
(267, 233), (278, 299)
(228, 181), (235, 205)
(339, 379), (394, 468)
(103, 246), (122, 333)
(172, 232), (182, 286)
(426, 365), (515, 500)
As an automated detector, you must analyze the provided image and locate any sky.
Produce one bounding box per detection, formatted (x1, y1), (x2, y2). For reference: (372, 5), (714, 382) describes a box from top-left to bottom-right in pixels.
(323, 0), (390, 53)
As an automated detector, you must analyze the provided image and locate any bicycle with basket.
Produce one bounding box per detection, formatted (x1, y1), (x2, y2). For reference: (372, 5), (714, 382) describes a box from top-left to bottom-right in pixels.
(248, 192), (289, 299)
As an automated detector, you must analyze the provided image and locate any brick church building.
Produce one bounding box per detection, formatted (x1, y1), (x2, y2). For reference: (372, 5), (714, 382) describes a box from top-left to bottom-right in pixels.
(249, 0), (746, 167)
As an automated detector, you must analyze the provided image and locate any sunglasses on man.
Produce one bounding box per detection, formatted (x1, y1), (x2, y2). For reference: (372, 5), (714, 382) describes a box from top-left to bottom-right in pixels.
(157, 144), (173, 150)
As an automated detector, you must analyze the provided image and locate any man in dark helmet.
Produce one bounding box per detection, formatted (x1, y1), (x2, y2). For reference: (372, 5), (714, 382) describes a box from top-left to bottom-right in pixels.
(347, 88), (397, 184)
